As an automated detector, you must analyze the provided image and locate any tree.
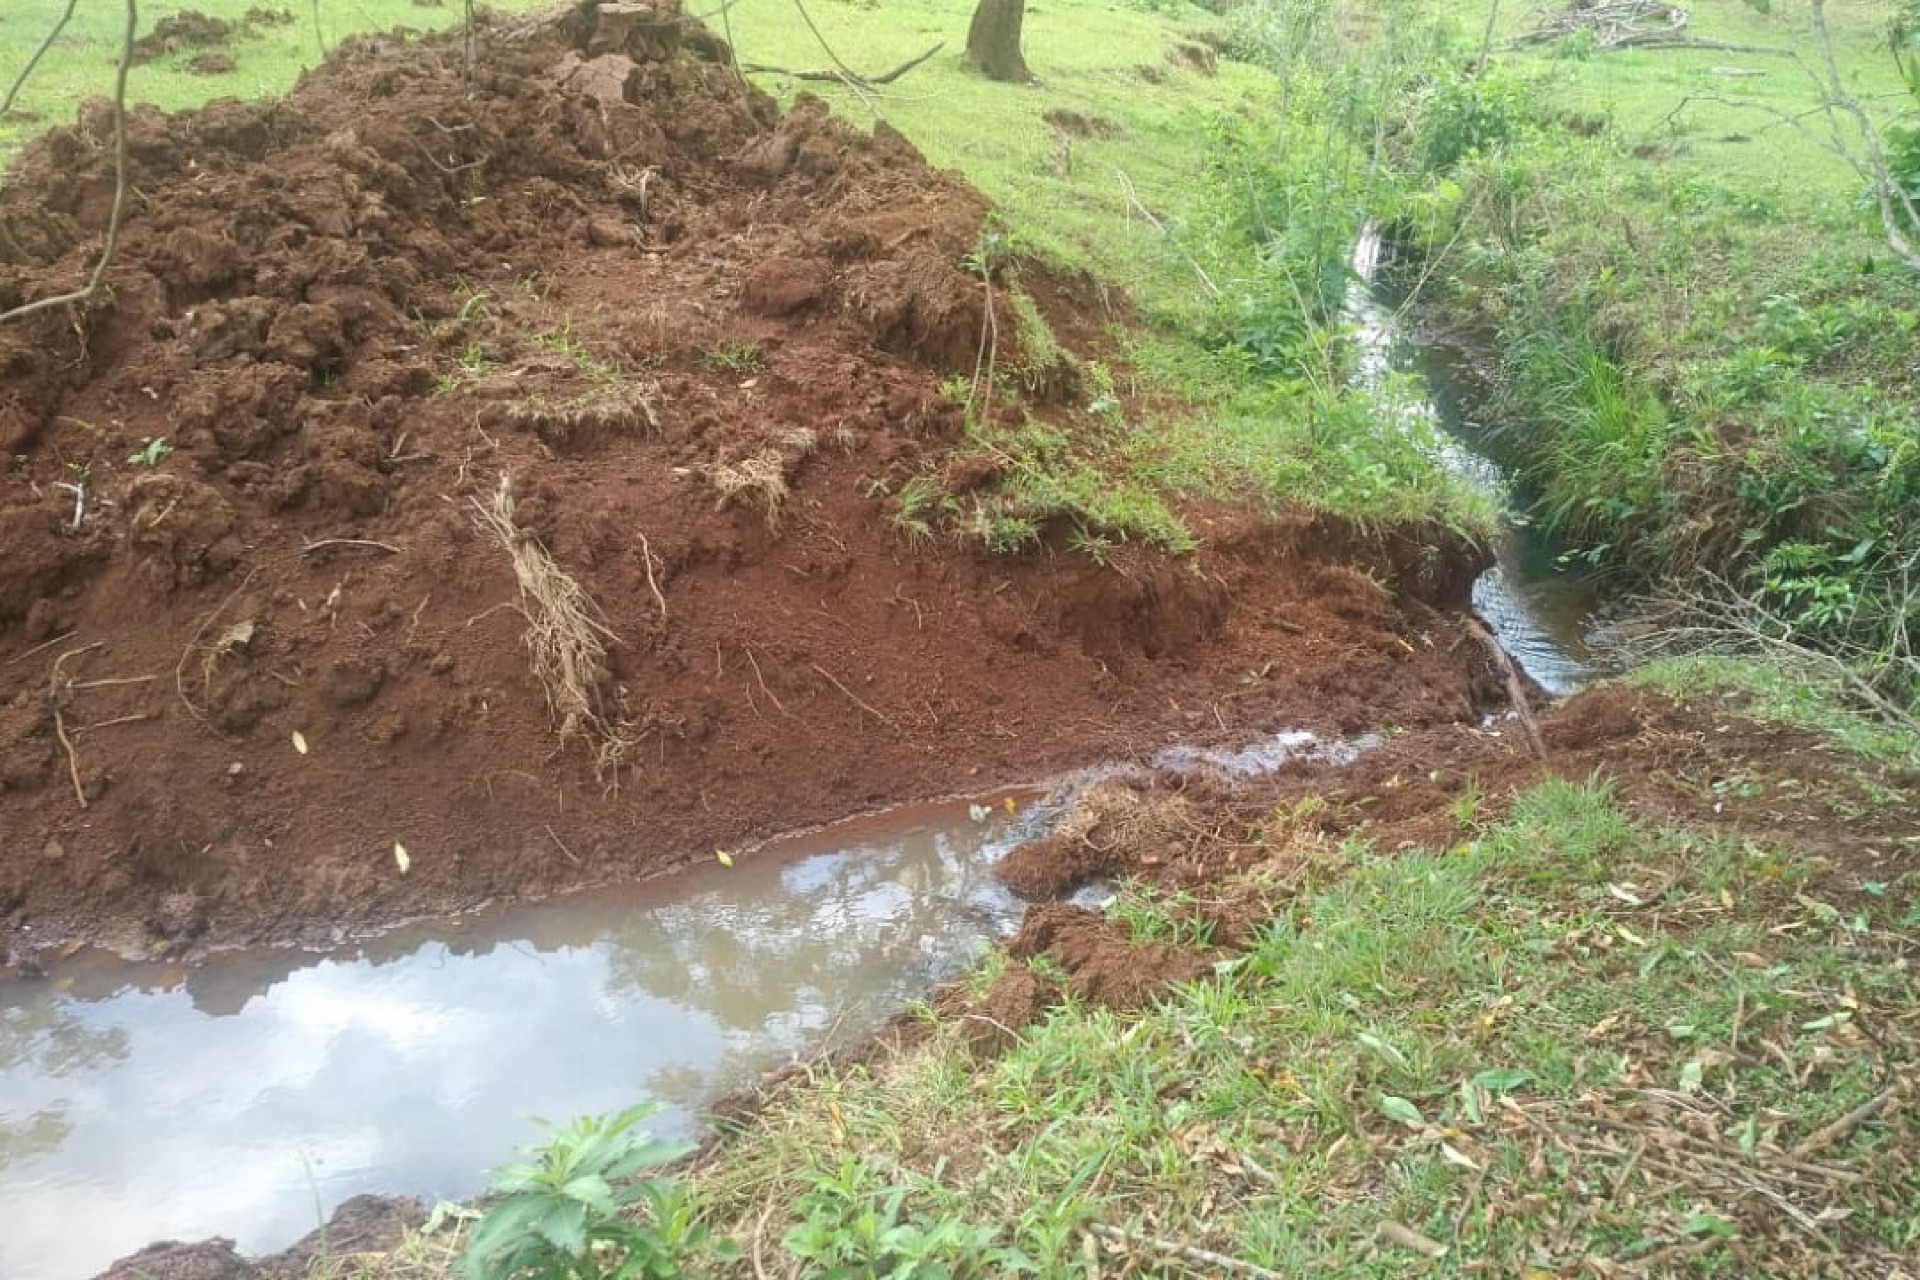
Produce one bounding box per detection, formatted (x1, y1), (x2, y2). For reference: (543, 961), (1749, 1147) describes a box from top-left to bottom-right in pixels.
(966, 0), (1030, 83)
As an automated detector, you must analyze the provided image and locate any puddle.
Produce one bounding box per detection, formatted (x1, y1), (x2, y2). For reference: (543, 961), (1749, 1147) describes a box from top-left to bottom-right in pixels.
(1349, 227), (1602, 695)
(0, 794), (1044, 1280)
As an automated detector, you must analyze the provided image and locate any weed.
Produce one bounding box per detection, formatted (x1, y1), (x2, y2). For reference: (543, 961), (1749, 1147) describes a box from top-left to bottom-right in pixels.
(782, 1157), (1032, 1277)
(126, 436), (172, 467)
(461, 1103), (727, 1280)
(702, 450), (790, 528)
(533, 316), (621, 384)
(700, 340), (764, 374)
(893, 474), (945, 548)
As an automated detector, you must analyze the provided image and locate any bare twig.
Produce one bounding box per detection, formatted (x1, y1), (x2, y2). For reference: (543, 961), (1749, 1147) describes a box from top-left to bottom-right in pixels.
(809, 662), (900, 732)
(1085, 1223), (1283, 1280)
(1, 0), (80, 118)
(6, 630), (76, 667)
(301, 538), (402, 556)
(78, 712), (157, 733)
(741, 41), (944, 86)
(50, 642), (105, 809)
(1117, 170), (1221, 298)
(744, 646), (793, 719)
(1794, 1088), (1895, 1159)
(68, 674), (155, 690)
(543, 824), (583, 866)
(636, 531), (668, 622)
(0, 0), (137, 326)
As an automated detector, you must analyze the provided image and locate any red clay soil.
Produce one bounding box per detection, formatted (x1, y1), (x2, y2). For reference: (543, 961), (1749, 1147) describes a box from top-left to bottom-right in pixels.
(0, 2), (1507, 961)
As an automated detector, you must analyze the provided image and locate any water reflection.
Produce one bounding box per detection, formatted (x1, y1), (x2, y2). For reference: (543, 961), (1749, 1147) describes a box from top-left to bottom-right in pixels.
(0, 798), (1036, 1280)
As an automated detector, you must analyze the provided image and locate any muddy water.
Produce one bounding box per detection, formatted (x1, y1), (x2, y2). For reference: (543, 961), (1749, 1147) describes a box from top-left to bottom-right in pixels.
(0, 795), (1044, 1280)
(1349, 229), (1602, 695)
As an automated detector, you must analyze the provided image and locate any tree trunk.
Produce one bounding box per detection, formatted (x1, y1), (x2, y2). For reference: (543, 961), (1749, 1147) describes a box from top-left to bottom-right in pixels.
(966, 0), (1030, 83)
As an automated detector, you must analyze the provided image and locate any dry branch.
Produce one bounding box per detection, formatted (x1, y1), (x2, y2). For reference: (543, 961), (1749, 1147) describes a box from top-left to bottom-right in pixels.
(470, 475), (633, 788)
(1509, 1), (1787, 56)
(1467, 615), (1548, 759)
(740, 41), (943, 86)
(1612, 572), (1919, 732)
(1085, 1223), (1284, 1280)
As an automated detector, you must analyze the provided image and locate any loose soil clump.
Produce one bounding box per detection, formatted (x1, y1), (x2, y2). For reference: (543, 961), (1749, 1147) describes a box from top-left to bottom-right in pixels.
(0, 1), (1504, 959)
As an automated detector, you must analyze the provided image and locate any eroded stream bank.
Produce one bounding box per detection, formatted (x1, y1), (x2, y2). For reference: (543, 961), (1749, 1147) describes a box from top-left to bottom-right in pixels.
(4, 230), (1610, 1280)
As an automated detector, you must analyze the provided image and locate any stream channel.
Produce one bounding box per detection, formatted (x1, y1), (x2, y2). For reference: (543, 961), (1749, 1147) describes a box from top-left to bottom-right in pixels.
(0, 239), (1603, 1280)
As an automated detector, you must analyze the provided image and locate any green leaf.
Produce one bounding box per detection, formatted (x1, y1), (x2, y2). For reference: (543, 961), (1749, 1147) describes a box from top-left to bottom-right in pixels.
(1357, 1031), (1412, 1075)
(560, 1173), (615, 1214)
(1742, 0), (1771, 13)
(1379, 1095), (1426, 1126)
(1682, 1212), (1739, 1238)
(1468, 1068), (1533, 1094)
(533, 1199), (590, 1256)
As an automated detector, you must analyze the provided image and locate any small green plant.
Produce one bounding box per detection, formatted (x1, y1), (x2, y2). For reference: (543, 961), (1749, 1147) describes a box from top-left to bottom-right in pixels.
(462, 1103), (728, 1280)
(127, 437), (172, 467)
(534, 317), (622, 384)
(782, 1157), (1032, 1278)
(700, 340), (764, 374)
(893, 474), (945, 547)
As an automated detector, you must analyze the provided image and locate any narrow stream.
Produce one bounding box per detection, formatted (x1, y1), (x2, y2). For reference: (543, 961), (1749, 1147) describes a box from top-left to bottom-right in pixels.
(0, 238), (1603, 1280)
(1349, 228), (1603, 694)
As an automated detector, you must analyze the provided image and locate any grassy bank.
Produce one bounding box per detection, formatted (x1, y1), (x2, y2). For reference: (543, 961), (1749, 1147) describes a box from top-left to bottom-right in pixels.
(1395, 0), (1920, 705)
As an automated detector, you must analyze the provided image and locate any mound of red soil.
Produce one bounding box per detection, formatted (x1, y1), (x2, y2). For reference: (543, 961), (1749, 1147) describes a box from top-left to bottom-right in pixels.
(0, 1), (1502, 958)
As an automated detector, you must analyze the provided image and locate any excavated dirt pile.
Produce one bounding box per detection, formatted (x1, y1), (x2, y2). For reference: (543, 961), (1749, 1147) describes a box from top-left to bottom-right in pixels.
(0, 0), (1502, 959)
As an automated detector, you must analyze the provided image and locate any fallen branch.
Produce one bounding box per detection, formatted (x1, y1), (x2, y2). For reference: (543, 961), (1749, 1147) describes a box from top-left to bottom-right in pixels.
(0, 0), (138, 326)
(741, 40), (943, 86)
(1794, 1088), (1895, 1159)
(1085, 1223), (1284, 1280)
(1467, 615), (1547, 759)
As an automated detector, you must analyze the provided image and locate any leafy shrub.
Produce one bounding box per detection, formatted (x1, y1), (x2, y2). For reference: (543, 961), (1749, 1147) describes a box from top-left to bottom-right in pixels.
(1416, 69), (1535, 173)
(462, 1104), (730, 1280)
